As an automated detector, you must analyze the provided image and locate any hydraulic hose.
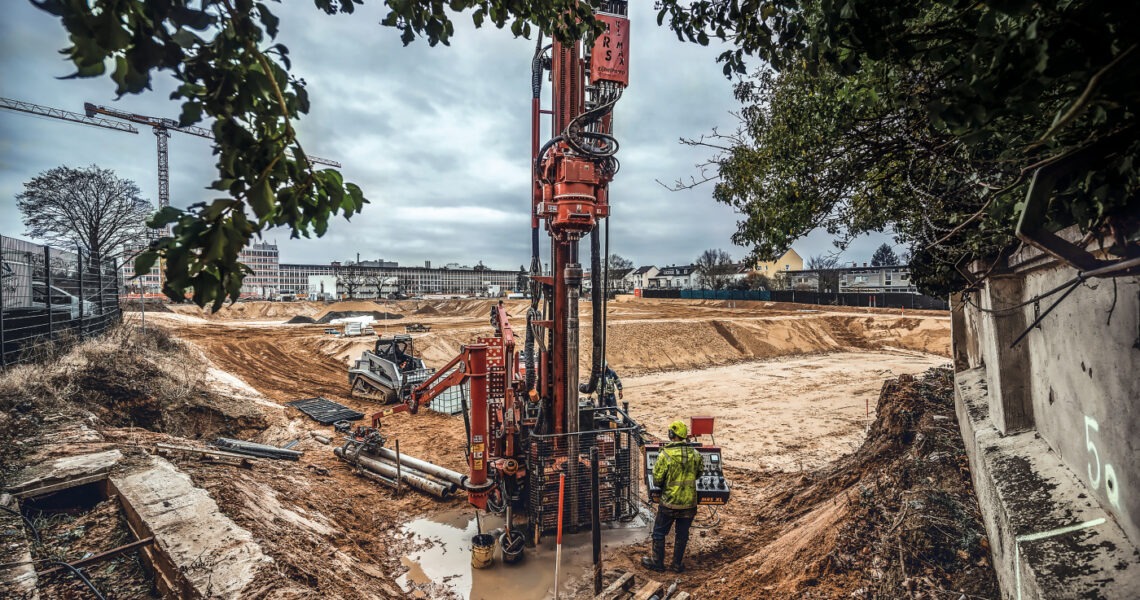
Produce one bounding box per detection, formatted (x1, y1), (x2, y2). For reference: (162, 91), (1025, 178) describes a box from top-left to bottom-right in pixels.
(580, 224), (605, 394)
(602, 215), (610, 376)
(49, 561), (106, 600)
(525, 307), (537, 391)
(531, 37), (549, 100)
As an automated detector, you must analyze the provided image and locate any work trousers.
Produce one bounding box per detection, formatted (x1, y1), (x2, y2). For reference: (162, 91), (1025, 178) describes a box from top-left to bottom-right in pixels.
(651, 505), (697, 545)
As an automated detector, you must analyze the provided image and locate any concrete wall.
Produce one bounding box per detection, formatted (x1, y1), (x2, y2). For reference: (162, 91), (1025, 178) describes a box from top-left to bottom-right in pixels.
(952, 237), (1140, 597)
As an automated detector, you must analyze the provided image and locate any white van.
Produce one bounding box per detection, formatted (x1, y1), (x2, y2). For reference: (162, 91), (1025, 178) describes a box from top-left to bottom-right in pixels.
(31, 281), (98, 320)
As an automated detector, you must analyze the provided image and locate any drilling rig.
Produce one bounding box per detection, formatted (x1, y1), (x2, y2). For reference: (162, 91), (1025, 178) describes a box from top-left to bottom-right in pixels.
(337, 1), (641, 552)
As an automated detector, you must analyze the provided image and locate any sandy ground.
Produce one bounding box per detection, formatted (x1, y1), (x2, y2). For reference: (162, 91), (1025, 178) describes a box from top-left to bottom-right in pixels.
(629, 349), (949, 472)
(6, 298), (961, 599)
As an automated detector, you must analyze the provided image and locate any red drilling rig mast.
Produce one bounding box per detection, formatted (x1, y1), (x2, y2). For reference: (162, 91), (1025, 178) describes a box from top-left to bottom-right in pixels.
(340, 2), (638, 552)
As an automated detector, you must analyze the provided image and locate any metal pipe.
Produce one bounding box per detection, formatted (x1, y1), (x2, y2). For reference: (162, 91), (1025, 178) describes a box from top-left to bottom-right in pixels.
(335, 447), (454, 499)
(376, 446), (467, 489)
(373, 456), (459, 494)
(566, 262), (581, 433)
(395, 439), (403, 497)
(466, 344), (491, 508)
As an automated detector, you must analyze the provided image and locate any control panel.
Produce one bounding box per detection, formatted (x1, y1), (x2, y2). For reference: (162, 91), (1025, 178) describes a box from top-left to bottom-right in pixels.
(644, 443), (730, 506)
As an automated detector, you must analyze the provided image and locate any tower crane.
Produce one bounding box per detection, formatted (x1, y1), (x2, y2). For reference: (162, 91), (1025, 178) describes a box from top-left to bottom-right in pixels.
(0, 97), (139, 135)
(83, 102), (341, 210)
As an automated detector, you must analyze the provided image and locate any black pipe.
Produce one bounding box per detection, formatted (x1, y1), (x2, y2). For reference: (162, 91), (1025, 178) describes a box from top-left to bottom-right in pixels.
(602, 216), (610, 379)
(0, 505), (40, 546)
(49, 561), (107, 600)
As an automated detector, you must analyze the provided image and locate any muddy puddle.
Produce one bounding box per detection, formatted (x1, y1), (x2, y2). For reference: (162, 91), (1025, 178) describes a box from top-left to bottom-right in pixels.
(397, 507), (650, 599)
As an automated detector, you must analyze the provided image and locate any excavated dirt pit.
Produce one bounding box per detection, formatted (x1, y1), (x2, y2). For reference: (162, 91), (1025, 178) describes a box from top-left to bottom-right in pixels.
(3, 298), (975, 599)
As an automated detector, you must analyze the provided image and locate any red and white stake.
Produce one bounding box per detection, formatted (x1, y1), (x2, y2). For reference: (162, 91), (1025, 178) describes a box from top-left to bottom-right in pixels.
(554, 472), (566, 599)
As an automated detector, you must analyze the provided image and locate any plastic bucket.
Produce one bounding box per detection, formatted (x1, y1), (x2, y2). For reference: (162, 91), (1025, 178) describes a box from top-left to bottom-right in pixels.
(500, 530), (525, 565)
(471, 533), (495, 569)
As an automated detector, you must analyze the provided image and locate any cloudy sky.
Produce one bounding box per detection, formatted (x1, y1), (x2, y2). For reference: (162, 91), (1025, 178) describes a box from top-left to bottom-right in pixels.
(0, 2), (891, 270)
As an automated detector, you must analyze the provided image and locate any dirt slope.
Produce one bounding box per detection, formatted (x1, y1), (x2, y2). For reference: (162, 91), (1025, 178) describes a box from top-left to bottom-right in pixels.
(598, 368), (997, 599)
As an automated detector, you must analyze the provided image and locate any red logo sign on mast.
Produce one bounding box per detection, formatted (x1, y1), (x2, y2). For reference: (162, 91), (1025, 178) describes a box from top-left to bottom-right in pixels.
(590, 14), (630, 86)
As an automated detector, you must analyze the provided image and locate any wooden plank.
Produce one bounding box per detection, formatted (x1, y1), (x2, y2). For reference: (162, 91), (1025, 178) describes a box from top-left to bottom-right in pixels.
(594, 572), (635, 600)
(155, 443), (257, 462)
(631, 579), (663, 600)
(672, 592), (690, 600)
(11, 473), (107, 499)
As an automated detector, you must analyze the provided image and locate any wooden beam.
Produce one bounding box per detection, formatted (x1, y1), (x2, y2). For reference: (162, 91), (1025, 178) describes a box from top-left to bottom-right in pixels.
(631, 579), (663, 600)
(595, 572), (636, 600)
(11, 473), (108, 499)
(155, 443), (258, 461)
(672, 592), (690, 600)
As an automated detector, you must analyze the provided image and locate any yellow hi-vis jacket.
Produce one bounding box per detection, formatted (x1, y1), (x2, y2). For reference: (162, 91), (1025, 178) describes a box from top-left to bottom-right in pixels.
(653, 441), (702, 509)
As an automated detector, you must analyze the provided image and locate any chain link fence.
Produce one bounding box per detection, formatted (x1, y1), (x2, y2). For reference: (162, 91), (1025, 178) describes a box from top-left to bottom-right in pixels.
(1, 235), (122, 367)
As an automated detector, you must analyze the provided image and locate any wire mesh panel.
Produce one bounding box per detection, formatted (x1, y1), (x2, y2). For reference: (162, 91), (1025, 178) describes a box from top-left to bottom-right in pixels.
(1, 235), (122, 367)
(526, 426), (640, 534)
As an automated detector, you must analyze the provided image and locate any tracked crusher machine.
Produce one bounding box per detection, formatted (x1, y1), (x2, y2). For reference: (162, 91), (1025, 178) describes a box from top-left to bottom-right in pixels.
(338, 2), (729, 557)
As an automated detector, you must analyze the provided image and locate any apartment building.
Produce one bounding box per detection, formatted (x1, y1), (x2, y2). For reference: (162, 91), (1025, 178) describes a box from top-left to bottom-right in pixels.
(649, 265), (697, 289)
(279, 261), (521, 298)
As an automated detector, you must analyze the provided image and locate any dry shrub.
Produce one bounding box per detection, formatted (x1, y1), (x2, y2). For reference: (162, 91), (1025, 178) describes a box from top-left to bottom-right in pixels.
(0, 323), (269, 476)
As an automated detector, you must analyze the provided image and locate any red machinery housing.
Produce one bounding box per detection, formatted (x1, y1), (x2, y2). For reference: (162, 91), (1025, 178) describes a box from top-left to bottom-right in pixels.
(366, 2), (642, 545)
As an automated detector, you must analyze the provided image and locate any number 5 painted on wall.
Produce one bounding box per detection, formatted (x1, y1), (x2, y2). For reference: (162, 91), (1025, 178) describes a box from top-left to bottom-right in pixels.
(1084, 414), (1121, 510)
(1085, 415), (1101, 487)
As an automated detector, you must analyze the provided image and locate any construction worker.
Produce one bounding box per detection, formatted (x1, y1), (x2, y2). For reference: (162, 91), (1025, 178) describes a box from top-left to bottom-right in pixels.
(642, 420), (702, 573)
(601, 364), (623, 407)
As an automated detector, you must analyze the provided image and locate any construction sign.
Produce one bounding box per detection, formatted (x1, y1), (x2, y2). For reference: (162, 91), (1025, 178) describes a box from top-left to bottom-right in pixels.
(591, 14), (630, 86)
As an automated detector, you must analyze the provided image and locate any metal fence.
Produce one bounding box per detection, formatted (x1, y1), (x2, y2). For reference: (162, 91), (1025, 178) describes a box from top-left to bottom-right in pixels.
(640, 287), (949, 310)
(526, 422), (641, 535)
(1, 235), (122, 367)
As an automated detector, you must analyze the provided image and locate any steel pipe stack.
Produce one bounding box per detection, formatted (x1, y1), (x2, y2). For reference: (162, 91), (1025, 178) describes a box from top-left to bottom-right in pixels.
(375, 446), (467, 489)
(335, 445), (457, 499)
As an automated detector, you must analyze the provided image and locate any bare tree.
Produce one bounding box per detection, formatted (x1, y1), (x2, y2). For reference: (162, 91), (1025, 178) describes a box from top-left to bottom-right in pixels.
(731, 271), (771, 291)
(17, 165), (152, 260)
(807, 253), (842, 294)
(335, 263), (366, 299)
(363, 270), (399, 299)
(694, 248), (735, 290)
(607, 253), (634, 292)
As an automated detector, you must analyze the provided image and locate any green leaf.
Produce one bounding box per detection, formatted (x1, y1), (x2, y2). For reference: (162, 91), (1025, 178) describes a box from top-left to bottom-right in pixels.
(133, 251), (158, 276)
(250, 179), (274, 219)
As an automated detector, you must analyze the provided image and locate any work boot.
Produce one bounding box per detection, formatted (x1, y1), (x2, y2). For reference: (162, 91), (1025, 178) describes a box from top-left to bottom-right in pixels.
(670, 539), (688, 573)
(641, 539), (666, 572)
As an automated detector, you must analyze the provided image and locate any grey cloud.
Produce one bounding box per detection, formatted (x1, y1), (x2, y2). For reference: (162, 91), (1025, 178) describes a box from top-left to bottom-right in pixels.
(2, 2), (891, 272)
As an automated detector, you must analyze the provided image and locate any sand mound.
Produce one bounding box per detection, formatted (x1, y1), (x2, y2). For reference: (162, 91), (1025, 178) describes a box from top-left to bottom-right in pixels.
(585, 314), (950, 376)
(414, 305), (440, 315)
(285, 315), (316, 324)
(316, 311), (403, 324)
(168, 300), (323, 321)
(121, 299), (173, 313)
